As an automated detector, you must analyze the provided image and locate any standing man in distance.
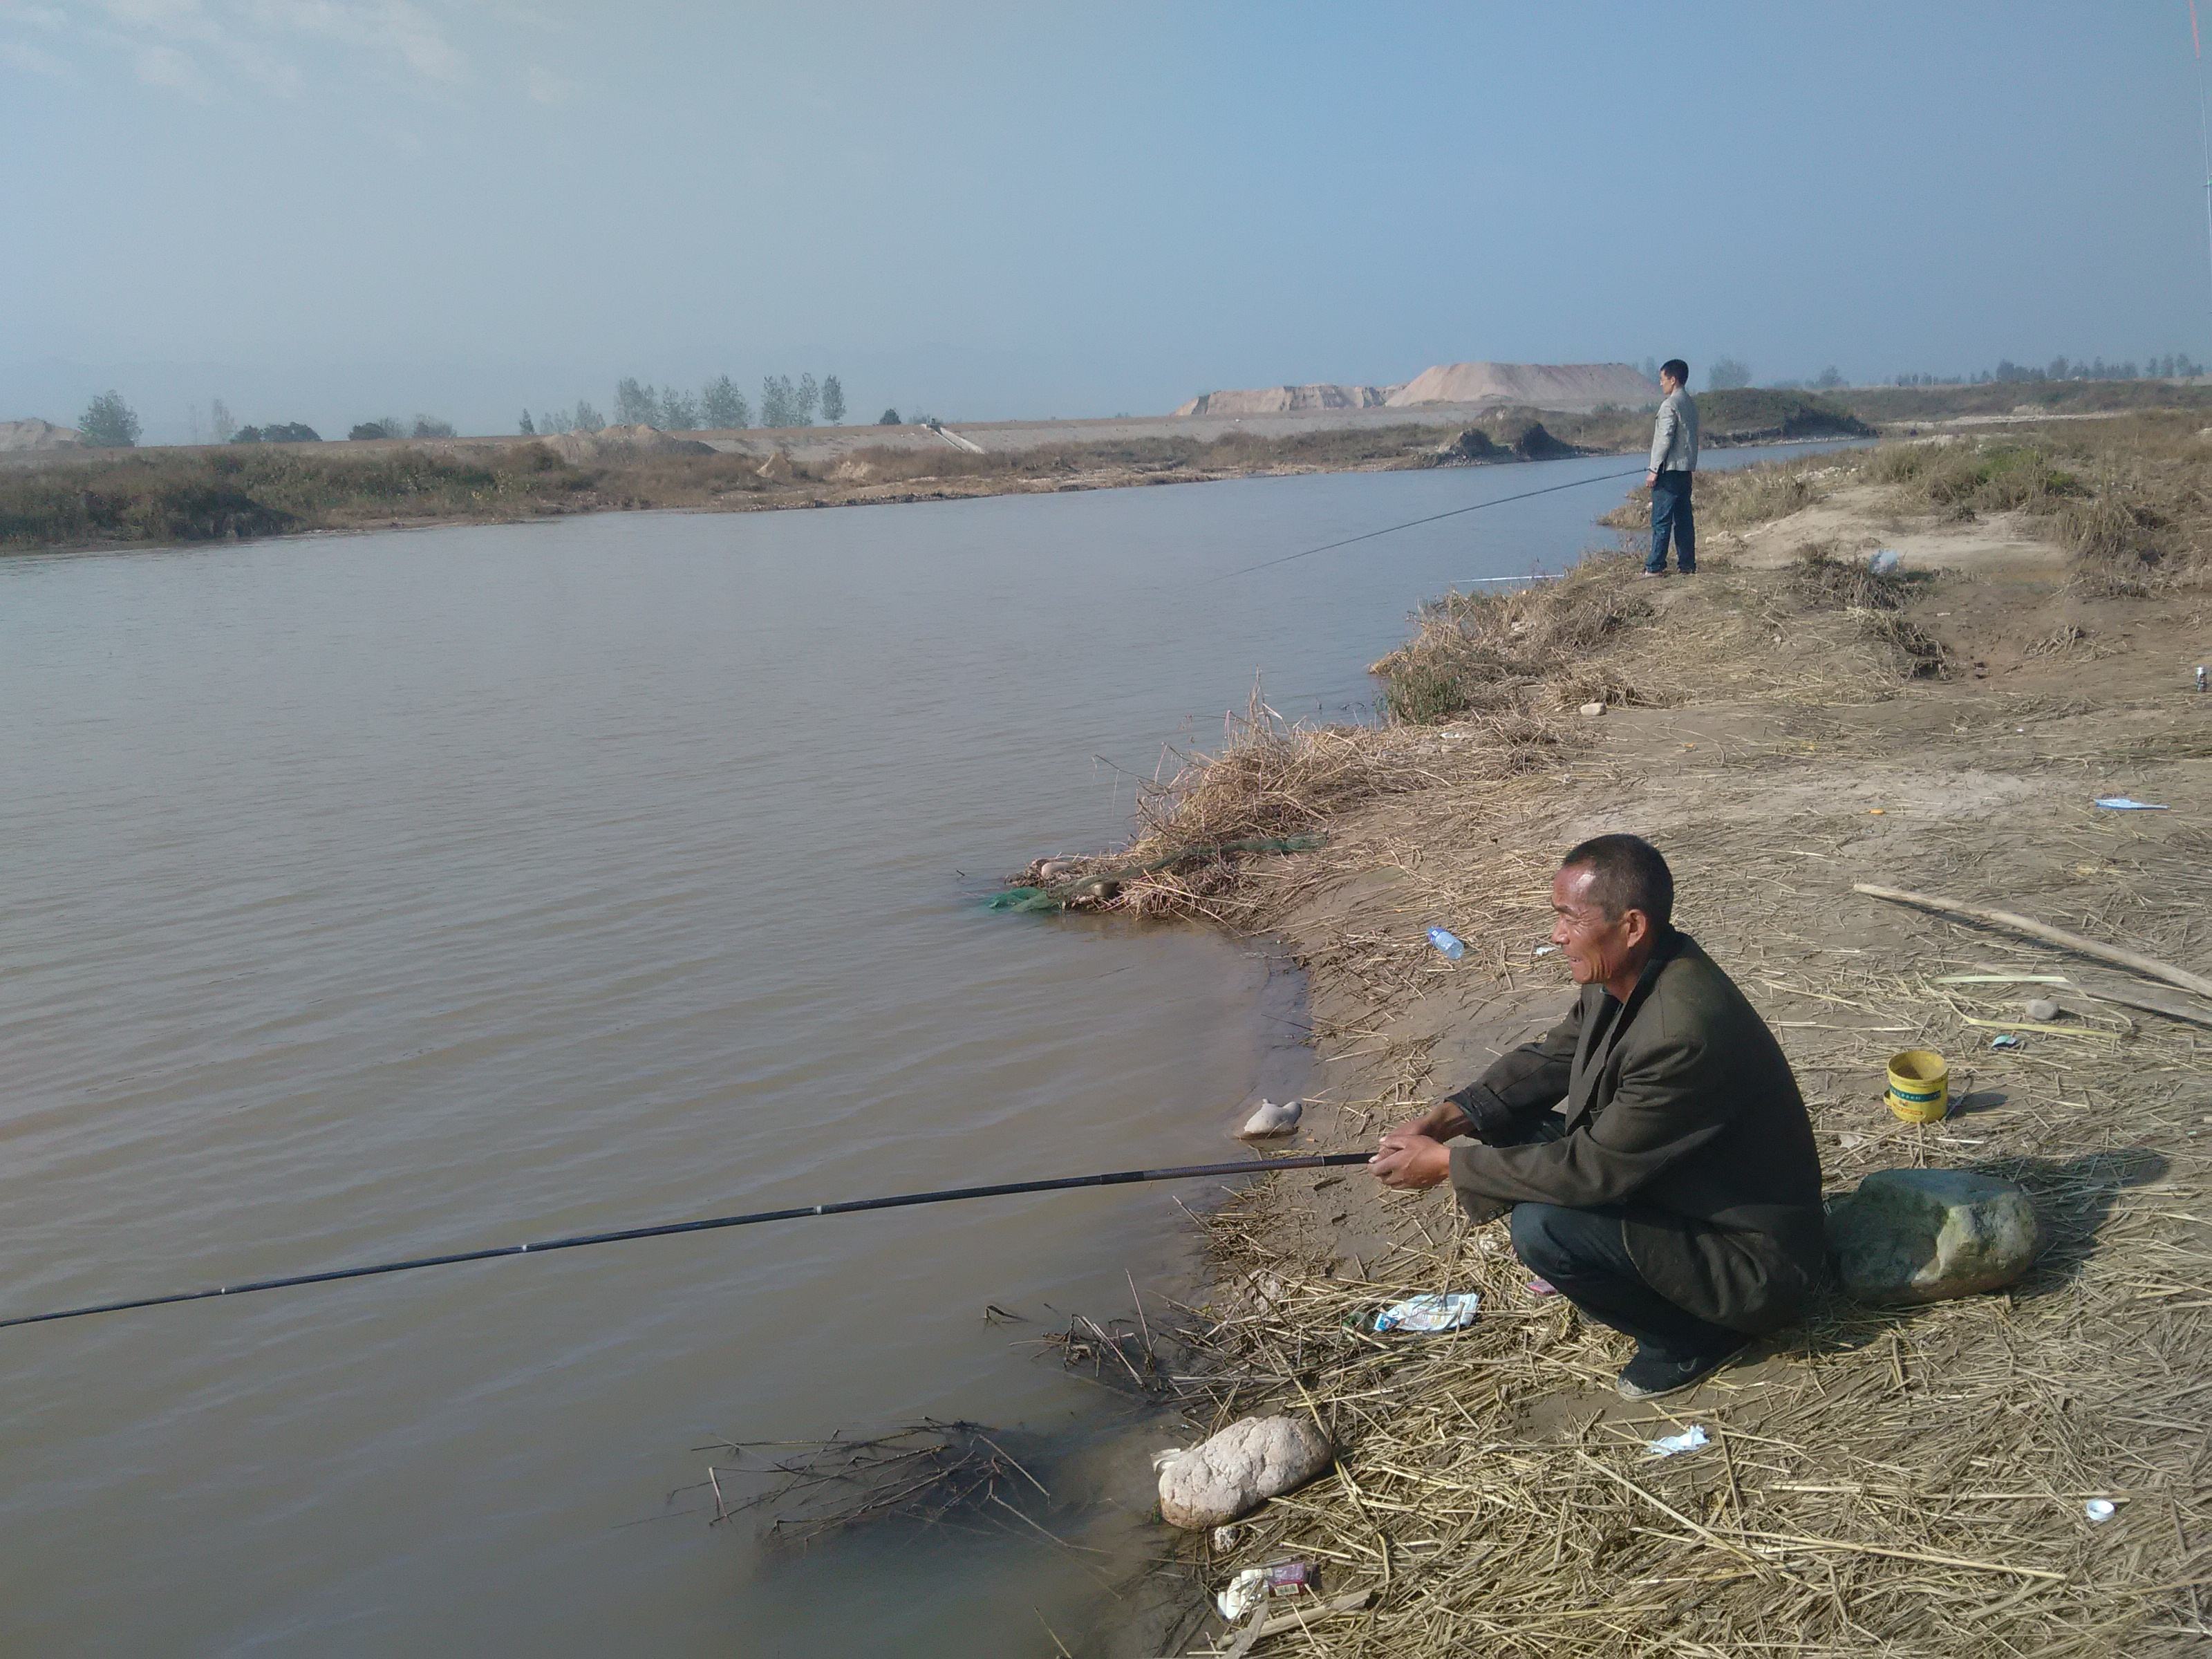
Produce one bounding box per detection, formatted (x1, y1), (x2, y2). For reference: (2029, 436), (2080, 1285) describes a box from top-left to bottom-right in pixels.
(1644, 359), (1700, 576)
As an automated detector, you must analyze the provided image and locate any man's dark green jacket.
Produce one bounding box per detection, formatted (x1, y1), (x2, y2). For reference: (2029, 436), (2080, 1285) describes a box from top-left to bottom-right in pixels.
(1445, 932), (1826, 1334)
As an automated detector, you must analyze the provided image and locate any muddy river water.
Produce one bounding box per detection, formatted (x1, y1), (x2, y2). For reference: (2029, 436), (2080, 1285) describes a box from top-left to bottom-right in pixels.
(0, 448), (1821, 1653)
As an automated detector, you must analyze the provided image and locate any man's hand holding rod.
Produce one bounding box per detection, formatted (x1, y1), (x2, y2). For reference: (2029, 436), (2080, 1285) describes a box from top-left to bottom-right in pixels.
(1370, 1100), (1467, 1190)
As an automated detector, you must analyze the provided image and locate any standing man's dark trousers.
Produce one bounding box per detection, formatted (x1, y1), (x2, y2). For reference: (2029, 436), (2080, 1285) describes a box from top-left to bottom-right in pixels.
(1649, 469), (1696, 574)
(1509, 1201), (1743, 1364)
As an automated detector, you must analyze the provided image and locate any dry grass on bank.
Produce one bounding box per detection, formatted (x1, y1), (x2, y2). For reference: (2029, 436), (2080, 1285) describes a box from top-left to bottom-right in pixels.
(1369, 554), (1658, 724)
(1093, 561), (1674, 919)
(1101, 431), (2212, 1653)
(0, 441), (610, 548)
(1021, 419), (2212, 929)
(819, 426), (1461, 491)
(1609, 416), (2212, 594)
(1850, 418), (2212, 594)
(1838, 378), (2212, 424)
(0, 423), (1477, 553)
(1052, 476), (1950, 921)
(1149, 800), (2212, 1657)
(1783, 544), (1951, 679)
(1102, 704), (1423, 921)
(1597, 452), (1862, 538)
(1168, 1064), (2209, 1655)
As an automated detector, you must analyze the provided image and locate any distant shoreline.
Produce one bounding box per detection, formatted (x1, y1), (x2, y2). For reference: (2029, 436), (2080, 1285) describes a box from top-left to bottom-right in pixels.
(0, 392), (1874, 558)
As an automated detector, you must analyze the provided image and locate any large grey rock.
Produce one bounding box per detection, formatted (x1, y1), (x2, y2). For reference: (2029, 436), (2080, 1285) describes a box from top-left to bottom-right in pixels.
(1828, 1168), (2044, 1304)
(1156, 1415), (1332, 1530)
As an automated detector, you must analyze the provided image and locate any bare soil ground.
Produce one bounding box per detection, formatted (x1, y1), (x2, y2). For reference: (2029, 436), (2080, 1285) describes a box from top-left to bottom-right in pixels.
(1130, 427), (2212, 1656)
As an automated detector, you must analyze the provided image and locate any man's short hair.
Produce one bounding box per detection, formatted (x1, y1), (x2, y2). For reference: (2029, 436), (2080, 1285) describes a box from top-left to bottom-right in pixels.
(1561, 834), (1674, 930)
(1660, 359), (1689, 386)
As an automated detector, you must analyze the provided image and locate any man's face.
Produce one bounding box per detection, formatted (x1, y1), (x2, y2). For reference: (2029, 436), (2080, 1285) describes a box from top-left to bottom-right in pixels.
(1550, 864), (1642, 987)
(1660, 371), (1682, 394)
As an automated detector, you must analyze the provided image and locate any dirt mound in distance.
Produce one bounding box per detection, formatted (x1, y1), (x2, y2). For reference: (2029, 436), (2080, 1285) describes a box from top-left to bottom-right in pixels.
(1174, 384), (1399, 417)
(0, 418), (84, 452)
(1177, 362), (1657, 418)
(1385, 361), (1657, 411)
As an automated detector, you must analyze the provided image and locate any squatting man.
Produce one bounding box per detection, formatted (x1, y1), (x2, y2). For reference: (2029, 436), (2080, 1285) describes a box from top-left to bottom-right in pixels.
(1367, 835), (1825, 1398)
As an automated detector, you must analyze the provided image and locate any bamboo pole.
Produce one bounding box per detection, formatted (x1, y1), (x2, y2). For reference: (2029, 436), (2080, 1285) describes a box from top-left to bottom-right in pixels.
(1853, 883), (2212, 1000)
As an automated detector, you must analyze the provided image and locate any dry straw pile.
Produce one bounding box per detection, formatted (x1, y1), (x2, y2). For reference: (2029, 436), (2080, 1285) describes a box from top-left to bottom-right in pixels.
(1156, 859), (2211, 1656)
(1107, 438), (2212, 1654)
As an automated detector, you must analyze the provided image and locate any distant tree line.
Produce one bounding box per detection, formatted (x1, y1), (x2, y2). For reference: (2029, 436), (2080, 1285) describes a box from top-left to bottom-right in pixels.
(1889, 353), (2206, 388)
(1706, 357), (1753, 391)
(346, 416), (455, 440)
(71, 373), (868, 450)
(1639, 357), (1754, 393)
(230, 414), (459, 443)
(530, 372), (847, 435)
(1758, 366), (1847, 391)
(78, 391), (141, 448)
(1632, 352), (2211, 397)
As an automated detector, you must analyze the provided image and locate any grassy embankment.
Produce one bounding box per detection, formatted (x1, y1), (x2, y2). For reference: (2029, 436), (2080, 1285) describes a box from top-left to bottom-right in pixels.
(1837, 378), (2212, 424)
(1056, 414), (2211, 1654)
(0, 389), (1869, 555)
(1084, 413), (2205, 906)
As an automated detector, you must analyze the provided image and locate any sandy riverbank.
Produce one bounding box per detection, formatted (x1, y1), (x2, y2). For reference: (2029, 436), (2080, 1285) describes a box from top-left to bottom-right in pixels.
(1116, 416), (2212, 1653)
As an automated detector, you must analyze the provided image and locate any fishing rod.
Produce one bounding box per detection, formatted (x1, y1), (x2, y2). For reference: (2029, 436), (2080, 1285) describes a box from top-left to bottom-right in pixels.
(1209, 464), (1646, 582)
(0, 1152), (1374, 1333)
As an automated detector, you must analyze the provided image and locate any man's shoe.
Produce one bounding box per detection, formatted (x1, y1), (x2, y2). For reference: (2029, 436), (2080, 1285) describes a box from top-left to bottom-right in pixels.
(1615, 1340), (1747, 1400)
(1638, 569), (1668, 579)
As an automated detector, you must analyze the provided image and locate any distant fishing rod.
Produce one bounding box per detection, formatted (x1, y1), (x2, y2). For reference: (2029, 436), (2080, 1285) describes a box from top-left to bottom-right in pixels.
(1210, 465), (1646, 582)
(0, 1152), (1373, 1333)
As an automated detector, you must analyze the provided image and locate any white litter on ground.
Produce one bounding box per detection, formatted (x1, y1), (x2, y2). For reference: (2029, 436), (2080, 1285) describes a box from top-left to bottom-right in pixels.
(1373, 1293), (1481, 1333)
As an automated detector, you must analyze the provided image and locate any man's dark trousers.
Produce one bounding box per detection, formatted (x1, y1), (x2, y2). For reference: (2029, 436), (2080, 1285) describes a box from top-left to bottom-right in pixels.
(1649, 469), (1696, 573)
(1510, 1201), (1743, 1362)
(1494, 1112), (1740, 1363)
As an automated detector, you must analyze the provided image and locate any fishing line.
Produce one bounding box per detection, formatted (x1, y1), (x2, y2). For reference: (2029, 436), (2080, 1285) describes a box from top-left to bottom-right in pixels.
(1208, 465), (1645, 583)
(0, 1152), (1374, 1332)
(2191, 0), (2212, 349)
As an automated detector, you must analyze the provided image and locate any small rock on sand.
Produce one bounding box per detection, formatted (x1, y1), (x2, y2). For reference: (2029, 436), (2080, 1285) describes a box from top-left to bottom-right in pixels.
(2023, 997), (2061, 1022)
(1579, 702), (1606, 718)
(1827, 1168), (2043, 1304)
(1156, 1415), (1331, 1529)
(1238, 1099), (1302, 1139)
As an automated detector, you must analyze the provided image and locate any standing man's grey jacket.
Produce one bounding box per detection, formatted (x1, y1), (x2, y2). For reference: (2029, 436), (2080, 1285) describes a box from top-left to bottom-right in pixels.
(1649, 388), (1700, 474)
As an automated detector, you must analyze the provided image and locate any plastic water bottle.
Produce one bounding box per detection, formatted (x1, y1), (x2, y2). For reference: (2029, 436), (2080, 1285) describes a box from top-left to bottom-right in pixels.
(1425, 925), (1466, 961)
(2197, 664), (2207, 693)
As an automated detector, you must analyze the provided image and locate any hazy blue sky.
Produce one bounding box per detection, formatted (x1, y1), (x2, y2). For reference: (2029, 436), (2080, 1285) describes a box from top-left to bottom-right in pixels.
(6, 1), (2211, 440)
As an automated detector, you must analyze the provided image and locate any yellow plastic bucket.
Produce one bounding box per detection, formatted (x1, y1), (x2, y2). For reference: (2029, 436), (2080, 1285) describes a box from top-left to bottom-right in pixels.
(1886, 1049), (1949, 1123)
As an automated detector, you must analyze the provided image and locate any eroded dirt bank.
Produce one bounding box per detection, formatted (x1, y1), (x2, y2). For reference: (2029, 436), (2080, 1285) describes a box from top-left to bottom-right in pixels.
(1134, 422), (2212, 1656)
